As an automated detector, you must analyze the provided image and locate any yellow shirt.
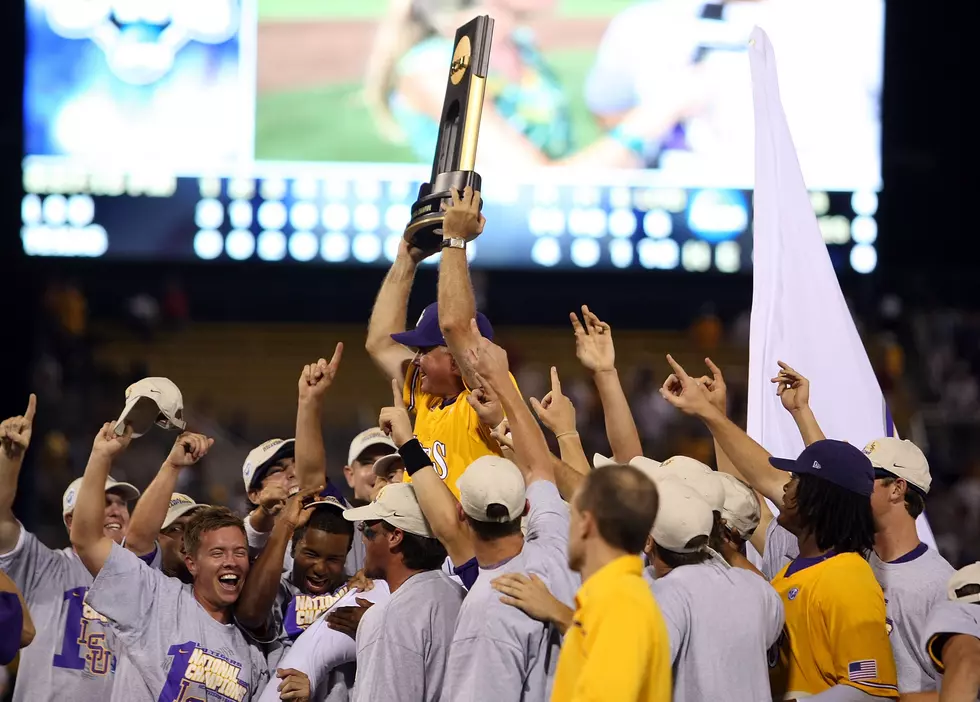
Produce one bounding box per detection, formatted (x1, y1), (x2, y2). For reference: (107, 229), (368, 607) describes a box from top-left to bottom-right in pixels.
(401, 364), (506, 497)
(770, 552), (899, 699)
(551, 555), (672, 702)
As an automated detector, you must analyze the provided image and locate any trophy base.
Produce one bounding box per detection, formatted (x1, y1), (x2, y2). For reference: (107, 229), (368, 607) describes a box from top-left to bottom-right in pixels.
(405, 170), (483, 255)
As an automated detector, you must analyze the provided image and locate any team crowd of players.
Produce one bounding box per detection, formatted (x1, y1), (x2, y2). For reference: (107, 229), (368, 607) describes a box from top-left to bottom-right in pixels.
(1, 188), (979, 702)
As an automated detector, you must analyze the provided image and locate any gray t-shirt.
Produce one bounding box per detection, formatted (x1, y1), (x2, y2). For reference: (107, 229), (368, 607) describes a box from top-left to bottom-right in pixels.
(345, 526), (365, 575)
(650, 558), (785, 702)
(86, 542), (269, 702)
(869, 544), (954, 693)
(922, 600), (980, 678)
(442, 480), (580, 702)
(353, 569), (464, 702)
(0, 526), (119, 702)
(761, 519), (799, 581)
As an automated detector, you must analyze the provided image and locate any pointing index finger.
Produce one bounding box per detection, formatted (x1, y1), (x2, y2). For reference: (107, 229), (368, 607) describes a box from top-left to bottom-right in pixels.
(391, 378), (405, 409)
(550, 366), (561, 395)
(24, 394), (36, 422)
(704, 357), (722, 381)
(665, 354), (691, 381)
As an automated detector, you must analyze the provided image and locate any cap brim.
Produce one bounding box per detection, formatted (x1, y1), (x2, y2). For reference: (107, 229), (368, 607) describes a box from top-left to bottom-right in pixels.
(769, 457), (801, 474)
(162, 503), (204, 529)
(306, 496), (347, 512)
(106, 481), (141, 502)
(343, 503), (385, 523)
(593, 453), (618, 469)
(373, 454), (404, 478)
(249, 441), (296, 490)
(391, 329), (444, 348)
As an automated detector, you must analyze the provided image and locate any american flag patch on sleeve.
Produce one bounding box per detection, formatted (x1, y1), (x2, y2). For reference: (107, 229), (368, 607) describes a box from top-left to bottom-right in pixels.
(848, 659), (878, 681)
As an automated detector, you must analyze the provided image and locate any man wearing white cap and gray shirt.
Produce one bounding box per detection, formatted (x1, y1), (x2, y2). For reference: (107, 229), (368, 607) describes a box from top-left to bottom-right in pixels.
(442, 453), (579, 702)
(716, 472), (761, 554)
(242, 438), (299, 552)
(644, 479), (784, 702)
(343, 482), (463, 702)
(338, 428), (398, 574)
(0, 395), (142, 702)
(922, 562), (980, 701)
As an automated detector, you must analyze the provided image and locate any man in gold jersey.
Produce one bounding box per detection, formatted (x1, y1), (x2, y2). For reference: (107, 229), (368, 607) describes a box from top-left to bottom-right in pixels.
(767, 440), (899, 701)
(365, 187), (509, 497)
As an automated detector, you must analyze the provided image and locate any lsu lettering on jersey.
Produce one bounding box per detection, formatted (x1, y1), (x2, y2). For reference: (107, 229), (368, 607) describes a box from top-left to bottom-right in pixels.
(770, 552), (899, 699)
(402, 364), (509, 497)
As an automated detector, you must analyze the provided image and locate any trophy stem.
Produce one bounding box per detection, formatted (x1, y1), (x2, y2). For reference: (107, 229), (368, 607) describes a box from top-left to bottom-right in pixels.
(459, 75), (487, 172)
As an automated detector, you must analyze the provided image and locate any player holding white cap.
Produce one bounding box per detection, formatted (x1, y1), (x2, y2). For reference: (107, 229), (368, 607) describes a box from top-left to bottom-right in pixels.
(113, 377), (186, 437)
(644, 479), (784, 701)
(342, 483), (463, 702)
(773, 363), (955, 696)
(922, 562), (980, 701)
(0, 397), (142, 702)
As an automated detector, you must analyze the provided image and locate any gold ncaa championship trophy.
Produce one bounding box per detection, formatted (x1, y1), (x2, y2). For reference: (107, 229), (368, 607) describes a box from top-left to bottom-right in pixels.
(404, 16), (494, 254)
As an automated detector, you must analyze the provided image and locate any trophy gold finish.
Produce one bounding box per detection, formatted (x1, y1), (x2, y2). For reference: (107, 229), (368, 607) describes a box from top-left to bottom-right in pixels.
(404, 15), (494, 254)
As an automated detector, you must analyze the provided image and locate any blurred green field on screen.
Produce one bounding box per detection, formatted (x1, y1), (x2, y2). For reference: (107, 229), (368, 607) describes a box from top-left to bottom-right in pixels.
(257, 0), (637, 21)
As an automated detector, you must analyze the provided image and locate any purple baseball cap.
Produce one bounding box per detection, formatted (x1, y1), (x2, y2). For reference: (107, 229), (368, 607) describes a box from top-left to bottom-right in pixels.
(769, 439), (875, 497)
(391, 302), (494, 349)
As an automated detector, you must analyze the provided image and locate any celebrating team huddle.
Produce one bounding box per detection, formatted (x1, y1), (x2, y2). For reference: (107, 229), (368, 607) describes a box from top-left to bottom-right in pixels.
(1, 188), (978, 702)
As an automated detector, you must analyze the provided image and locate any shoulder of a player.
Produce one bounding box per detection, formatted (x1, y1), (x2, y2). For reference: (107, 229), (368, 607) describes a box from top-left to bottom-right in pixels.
(815, 554), (882, 599)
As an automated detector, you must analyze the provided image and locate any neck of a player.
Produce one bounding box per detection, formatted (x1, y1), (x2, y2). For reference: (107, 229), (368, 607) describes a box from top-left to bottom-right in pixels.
(578, 540), (630, 585)
(473, 532), (524, 568)
(193, 587), (234, 625)
(385, 560), (425, 594)
(873, 509), (921, 563)
(795, 530), (832, 559)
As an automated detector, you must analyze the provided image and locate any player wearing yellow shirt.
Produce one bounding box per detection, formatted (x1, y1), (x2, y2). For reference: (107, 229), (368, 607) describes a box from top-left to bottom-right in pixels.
(365, 188), (508, 497)
(767, 440), (899, 700)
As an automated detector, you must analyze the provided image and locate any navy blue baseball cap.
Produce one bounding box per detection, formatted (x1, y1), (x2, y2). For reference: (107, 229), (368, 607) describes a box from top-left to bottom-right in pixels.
(391, 302), (494, 349)
(769, 440), (875, 497)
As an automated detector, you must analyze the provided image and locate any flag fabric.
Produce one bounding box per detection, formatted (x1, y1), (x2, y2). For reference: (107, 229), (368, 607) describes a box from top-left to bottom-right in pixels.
(848, 660), (879, 682)
(746, 26), (936, 547)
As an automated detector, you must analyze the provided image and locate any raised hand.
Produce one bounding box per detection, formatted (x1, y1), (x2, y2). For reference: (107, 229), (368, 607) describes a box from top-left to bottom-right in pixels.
(281, 485), (324, 530)
(697, 357), (728, 415)
(659, 355), (716, 418)
(570, 305), (615, 374)
(0, 394), (37, 460)
(298, 343), (344, 405)
(771, 361), (810, 413)
(379, 379), (415, 447)
(91, 422), (134, 459)
(275, 668), (311, 702)
(255, 482), (289, 518)
(164, 432), (214, 469)
(530, 367), (577, 437)
(490, 418), (515, 452)
(466, 374), (505, 428)
(463, 319), (509, 384)
(442, 186), (486, 242)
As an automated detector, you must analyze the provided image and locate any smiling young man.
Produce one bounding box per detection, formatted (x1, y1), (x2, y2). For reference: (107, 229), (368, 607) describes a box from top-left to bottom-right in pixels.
(71, 421), (270, 702)
(0, 398), (142, 702)
(365, 187), (510, 497)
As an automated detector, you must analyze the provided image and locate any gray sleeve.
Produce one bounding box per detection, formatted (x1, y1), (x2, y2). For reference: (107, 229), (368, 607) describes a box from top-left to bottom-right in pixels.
(85, 541), (177, 646)
(354, 640), (424, 702)
(762, 582), (787, 648)
(806, 685), (880, 702)
(650, 581), (686, 662)
(444, 635), (528, 702)
(524, 481), (570, 558)
(0, 526), (62, 596)
(922, 602), (980, 669)
(762, 519), (799, 581)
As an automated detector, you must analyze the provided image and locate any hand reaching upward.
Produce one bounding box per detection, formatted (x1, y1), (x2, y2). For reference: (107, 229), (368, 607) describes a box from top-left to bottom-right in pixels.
(659, 355), (716, 419)
(442, 186), (486, 242)
(530, 367), (577, 437)
(772, 361), (810, 413)
(164, 432), (214, 470)
(298, 343), (344, 405)
(570, 305), (615, 374)
(379, 379), (415, 447)
(696, 357), (728, 416)
(0, 394), (36, 461)
(91, 422), (134, 459)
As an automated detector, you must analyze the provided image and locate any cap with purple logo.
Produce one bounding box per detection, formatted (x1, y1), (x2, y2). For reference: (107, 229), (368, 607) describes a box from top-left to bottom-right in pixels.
(769, 439), (874, 497)
(391, 302), (493, 349)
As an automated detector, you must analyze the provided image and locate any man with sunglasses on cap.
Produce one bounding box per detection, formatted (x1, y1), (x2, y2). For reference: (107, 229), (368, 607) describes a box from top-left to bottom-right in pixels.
(923, 562), (980, 701)
(366, 187), (512, 497)
(644, 478), (783, 701)
(0, 396), (142, 702)
(342, 483), (463, 702)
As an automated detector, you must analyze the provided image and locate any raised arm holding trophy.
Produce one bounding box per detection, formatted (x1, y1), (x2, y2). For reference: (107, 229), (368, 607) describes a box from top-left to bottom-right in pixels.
(405, 15), (494, 255)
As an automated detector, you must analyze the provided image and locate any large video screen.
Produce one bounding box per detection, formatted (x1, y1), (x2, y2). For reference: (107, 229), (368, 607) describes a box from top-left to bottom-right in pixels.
(21, 0), (885, 273)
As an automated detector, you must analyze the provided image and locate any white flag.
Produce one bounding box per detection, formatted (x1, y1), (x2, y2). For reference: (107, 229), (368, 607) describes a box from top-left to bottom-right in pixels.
(747, 26), (936, 547)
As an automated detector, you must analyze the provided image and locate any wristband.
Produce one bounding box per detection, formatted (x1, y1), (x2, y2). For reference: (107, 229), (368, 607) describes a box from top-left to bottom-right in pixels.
(398, 438), (432, 476)
(555, 431), (579, 440)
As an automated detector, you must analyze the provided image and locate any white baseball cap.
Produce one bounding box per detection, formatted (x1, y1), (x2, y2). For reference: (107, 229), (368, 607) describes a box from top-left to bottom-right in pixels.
(242, 438), (295, 492)
(658, 457), (725, 512)
(457, 455), (527, 523)
(863, 438), (931, 494)
(373, 454), (405, 479)
(651, 480), (714, 553)
(716, 473), (761, 539)
(62, 475), (141, 516)
(115, 377), (186, 438)
(593, 453), (663, 472)
(162, 493), (205, 530)
(343, 483), (434, 538)
(947, 562), (980, 604)
(348, 428), (398, 466)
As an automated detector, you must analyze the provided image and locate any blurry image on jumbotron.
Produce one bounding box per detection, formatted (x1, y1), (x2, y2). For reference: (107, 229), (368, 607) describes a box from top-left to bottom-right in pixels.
(21, 0), (884, 270)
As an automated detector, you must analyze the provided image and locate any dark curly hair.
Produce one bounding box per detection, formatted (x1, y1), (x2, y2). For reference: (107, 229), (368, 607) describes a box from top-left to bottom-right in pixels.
(795, 474), (875, 556)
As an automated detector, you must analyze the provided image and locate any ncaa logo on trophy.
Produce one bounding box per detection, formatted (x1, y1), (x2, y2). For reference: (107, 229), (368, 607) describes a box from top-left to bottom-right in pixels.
(404, 16), (494, 255)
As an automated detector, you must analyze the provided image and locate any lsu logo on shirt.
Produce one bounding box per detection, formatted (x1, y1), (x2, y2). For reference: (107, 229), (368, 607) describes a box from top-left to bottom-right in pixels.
(162, 643), (250, 702)
(53, 587), (115, 676)
(283, 586), (350, 638)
